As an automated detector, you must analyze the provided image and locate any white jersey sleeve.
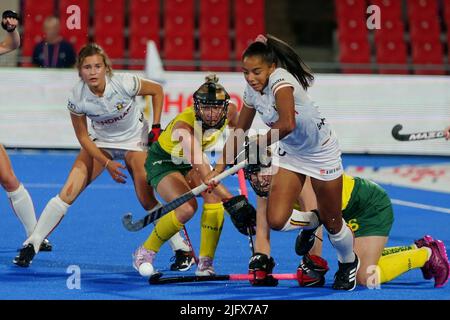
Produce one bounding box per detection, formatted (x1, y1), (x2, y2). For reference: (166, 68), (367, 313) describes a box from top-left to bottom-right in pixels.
(243, 84), (256, 108)
(67, 80), (86, 116)
(114, 73), (141, 98)
(269, 68), (295, 96)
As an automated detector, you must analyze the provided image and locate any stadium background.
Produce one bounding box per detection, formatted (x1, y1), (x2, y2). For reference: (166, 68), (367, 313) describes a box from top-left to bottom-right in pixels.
(0, 0), (449, 301)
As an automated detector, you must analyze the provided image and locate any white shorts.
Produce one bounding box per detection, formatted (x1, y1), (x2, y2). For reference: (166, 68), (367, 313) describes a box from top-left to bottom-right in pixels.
(274, 138), (343, 181)
(92, 137), (147, 161)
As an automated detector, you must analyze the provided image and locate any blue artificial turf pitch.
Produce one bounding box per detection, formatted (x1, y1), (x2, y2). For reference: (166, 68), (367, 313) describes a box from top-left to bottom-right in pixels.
(0, 150), (449, 300)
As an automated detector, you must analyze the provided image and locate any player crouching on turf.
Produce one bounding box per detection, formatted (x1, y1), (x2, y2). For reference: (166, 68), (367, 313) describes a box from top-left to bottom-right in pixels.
(132, 74), (256, 277)
(235, 149), (449, 288)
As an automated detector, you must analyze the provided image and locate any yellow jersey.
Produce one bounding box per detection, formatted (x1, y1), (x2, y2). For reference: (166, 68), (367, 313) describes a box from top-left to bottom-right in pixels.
(158, 106), (228, 158)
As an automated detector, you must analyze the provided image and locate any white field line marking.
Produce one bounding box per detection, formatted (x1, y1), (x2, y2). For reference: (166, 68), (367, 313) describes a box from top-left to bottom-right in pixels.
(392, 199), (450, 214)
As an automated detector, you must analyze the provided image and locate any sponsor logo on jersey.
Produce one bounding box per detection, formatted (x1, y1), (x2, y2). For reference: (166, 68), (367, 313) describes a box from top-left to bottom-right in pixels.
(317, 118), (326, 130)
(95, 105), (132, 125)
(270, 78), (285, 91)
(116, 102), (126, 111)
(67, 101), (77, 111)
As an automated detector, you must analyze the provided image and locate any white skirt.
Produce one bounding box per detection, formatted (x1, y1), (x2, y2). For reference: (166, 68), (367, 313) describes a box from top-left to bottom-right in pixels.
(273, 137), (343, 181)
(91, 133), (147, 160)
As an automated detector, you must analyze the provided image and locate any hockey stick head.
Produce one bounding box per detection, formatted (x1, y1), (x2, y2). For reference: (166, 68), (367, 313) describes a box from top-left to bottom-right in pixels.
(122, 213), (142, 232)
(391, 124), (403, 138)
(148, 271), (164, 284)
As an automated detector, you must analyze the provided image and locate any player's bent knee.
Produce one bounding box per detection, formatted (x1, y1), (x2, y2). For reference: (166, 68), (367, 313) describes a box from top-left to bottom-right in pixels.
(176, 201), (197, 223)
(267, 216), (286, 231)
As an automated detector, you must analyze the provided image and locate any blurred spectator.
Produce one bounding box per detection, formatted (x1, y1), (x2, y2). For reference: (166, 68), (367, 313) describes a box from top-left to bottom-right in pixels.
(32, 16), (76, 68)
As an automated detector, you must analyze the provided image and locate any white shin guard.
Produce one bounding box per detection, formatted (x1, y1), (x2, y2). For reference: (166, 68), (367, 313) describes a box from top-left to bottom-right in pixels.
(7, 184), (37, 237)
(26, 195), (69, 253)
(328, 220), (355, 263)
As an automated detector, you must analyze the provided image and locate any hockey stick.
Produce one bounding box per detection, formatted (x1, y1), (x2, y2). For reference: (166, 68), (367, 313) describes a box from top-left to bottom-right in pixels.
(182, 226), (198, 264)
(122, 160), (248, 232)
(237, 168), (255, 255)
(391, 124), (445, 141)
(148, 272), (297, 284)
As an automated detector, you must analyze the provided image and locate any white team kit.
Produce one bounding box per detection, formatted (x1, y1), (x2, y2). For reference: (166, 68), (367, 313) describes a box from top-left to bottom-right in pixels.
(243, 68), (343, 181)
(67, 73), (148, 158)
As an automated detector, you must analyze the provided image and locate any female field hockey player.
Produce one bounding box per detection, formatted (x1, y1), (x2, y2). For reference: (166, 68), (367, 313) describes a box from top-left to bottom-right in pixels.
(206, 34), (359, 290)
(13, 43), (193, 267)
(241, 154), (449, 288)
(132, 73), (256, 277)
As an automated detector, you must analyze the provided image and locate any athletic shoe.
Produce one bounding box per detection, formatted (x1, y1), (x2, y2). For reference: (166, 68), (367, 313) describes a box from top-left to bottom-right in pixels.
(414, 235), (434, 280)
(170, 250), (195, 272)
(195, 256), (215, 276)
(39, 238), (53, 252)
(13, 244), (36, 267)
(132, 246), (156, 273)
(421, 239), (450, 288)
(332, 254), (360, 291)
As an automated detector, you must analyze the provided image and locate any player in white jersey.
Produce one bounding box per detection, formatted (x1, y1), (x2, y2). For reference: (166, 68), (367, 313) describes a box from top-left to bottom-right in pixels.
(0, 10), (52, 251)
(13, 43), (194, 268)
(207, 34), (359, 290)
(444, 125), (450, 140)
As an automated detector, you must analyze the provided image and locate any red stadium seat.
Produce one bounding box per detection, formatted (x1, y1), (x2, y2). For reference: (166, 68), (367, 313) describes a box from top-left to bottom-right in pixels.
(370, 0), (402, 20)
(94, 35), (125, 69)
(339, 38), (372, 74)
(199, 13), (229, 36)
(375, 39), (408, 74)
(165, 0), (195, 15)
(94, 0), (125, 12)
(407, 0), (438, 20)
(337, 16), (368, 41)
(165, 13), (194, 36)
(59, 0), (89, 53)
(200, 0), (229, 15)
(199, 36), (231, 71)
(234, 34), (255, 61)
(374, 18), (405, 42)
(411, 40), (444, 75)
(21, 0), (55, 66)
(235, 0), (265, 37)
(129, 0), (160, 36)
(129, 33), (160, 70)
(94, 13), (125, 35)
(164, 35), (195, 71)
(443, 0), (450, 26)
(235, 0), (264, 16)
(235, 15), (265, 37)
(409, 18), (440, 42)
(335, 0), (367, 20)
(22, 0), (54, 31)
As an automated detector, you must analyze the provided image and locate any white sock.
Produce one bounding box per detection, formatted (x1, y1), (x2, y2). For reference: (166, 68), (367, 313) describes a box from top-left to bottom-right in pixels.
(328, 220), (355, 263)
(7, 184), (37, 237)
(280, 210), (320, 232)
(168, 232), (190, 252)
(25, 195), (69, 253)
(151, 214), (190, 252)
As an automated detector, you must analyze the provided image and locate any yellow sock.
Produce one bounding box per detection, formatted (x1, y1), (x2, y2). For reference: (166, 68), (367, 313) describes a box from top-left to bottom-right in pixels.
(378, 247), (429, 283)
(381, 245), (416, 256)
(143, 211), (183, 252)
(199, 203), (224, 258)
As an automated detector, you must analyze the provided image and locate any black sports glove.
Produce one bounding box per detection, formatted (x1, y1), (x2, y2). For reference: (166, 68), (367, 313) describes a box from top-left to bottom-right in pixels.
(2, 10), (19, 33)
(148, 124), (161, 146)
(223, 195), (256, 236)
(296, 254), (329, 287)
(248, 253), (278, 287)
